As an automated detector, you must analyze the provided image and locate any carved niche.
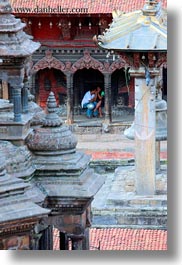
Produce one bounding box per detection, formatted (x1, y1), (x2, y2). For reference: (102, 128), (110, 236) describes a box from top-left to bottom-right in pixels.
(60, 19), (71, 40)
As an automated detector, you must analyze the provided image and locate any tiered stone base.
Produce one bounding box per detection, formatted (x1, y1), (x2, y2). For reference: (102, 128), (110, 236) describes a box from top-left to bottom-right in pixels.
(92, 165), (167, 229)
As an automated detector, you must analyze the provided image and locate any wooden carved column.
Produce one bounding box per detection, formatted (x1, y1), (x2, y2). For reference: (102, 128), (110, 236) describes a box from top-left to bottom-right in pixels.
(73, 76), (80, 114)
(66, 72), (74, 124)
(104, 73), (112, 123)
(128, 77), (135, 108)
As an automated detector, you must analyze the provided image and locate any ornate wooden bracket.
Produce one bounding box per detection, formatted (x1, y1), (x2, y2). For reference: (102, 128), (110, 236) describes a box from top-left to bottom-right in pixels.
(155, 53), (167, 68)
(31, 50), (66, 74)
(71, 50), (105, 73)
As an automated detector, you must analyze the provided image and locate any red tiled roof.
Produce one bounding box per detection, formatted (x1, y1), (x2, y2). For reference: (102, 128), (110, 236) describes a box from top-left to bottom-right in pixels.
(90, 228), (167, 250)
(10, 0), (167, 14)
(53, 228), (167, 250)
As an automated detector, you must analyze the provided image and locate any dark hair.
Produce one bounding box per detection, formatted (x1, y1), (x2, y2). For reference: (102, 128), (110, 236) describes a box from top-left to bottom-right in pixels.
(90, 88), (96, 92)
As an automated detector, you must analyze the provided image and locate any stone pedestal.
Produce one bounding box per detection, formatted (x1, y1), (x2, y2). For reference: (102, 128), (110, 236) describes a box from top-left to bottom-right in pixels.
(0, 150), (49, 250)
(124, 91), (167, 175)
(0, 112), (33, 146)
(0, 140), (35, 181)
(0, 0), (40, 122)
(26, 92), (105, 250)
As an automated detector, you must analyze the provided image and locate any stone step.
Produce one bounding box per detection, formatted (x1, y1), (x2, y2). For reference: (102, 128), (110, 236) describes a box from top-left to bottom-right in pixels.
(107, 194), (167, 207)
(92, 206), (167, 229)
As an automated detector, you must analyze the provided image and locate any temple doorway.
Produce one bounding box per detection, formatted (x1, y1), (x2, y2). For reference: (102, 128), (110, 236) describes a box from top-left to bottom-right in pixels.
(35, 68), (67, 108)
(111, 68), (130, 108)
(73, 68), (104, 113)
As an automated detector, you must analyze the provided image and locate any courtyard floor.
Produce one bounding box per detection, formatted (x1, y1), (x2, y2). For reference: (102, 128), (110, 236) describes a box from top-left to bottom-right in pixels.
(54, 113), (167, 251)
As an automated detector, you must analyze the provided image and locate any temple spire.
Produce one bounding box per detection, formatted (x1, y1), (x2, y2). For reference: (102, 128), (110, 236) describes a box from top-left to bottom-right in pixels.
(0, 0), (12, 14)
(43, 92), (63, 127)
(142, 0), (161, 16)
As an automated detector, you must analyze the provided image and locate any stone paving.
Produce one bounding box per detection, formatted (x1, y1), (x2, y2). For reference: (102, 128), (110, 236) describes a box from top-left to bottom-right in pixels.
(91, 165), (167, 229)
(53, 119), (168, 250)
(75, 133), (167, 229)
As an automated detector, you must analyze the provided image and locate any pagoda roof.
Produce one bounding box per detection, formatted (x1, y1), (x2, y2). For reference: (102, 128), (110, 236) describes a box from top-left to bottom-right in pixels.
(97, 1), (167, 52)
(0, 0), (40, 57)
(10, 0), (167, 15)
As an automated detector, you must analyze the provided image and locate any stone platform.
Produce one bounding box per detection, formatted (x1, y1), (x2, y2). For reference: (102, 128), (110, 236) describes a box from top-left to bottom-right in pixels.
(75, 132), (167, 229)
(63, 113), (134, 134)
(91, 165), (167, 229)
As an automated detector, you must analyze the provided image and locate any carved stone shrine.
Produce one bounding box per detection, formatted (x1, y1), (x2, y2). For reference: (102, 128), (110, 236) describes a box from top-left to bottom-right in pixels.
(26, 92), (105, 250)
(0, 0), (40, 144)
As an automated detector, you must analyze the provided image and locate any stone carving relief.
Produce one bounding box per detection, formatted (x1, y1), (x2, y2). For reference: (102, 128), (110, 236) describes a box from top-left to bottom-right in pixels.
(0, 140), (35, 180)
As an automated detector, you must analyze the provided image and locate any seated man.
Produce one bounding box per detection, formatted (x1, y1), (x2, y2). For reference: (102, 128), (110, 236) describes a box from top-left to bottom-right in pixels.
(81, 88), (97, 118)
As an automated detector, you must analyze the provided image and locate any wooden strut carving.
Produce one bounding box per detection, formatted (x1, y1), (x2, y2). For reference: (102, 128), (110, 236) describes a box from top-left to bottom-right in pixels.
(32, 50), (66, 74)
(155, 53), (167, 68)
(71, 50), (105, 73)
(31, 49), (133, 75)
(109, 56), (130, 73)
(71, 50), (132, 74)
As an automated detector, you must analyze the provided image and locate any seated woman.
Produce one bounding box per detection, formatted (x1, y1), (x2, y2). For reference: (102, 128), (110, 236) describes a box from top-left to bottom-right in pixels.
(81, 88), (97, 118)
(93, 86), (105, 118)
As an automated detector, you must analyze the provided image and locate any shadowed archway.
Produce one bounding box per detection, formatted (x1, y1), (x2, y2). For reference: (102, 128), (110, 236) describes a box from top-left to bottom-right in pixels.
(35, 68), (66, 108)
(73, 68), (104, 114)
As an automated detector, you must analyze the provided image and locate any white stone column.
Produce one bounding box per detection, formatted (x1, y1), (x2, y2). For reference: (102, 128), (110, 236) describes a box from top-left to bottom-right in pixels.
(134, 69), (156, 195)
